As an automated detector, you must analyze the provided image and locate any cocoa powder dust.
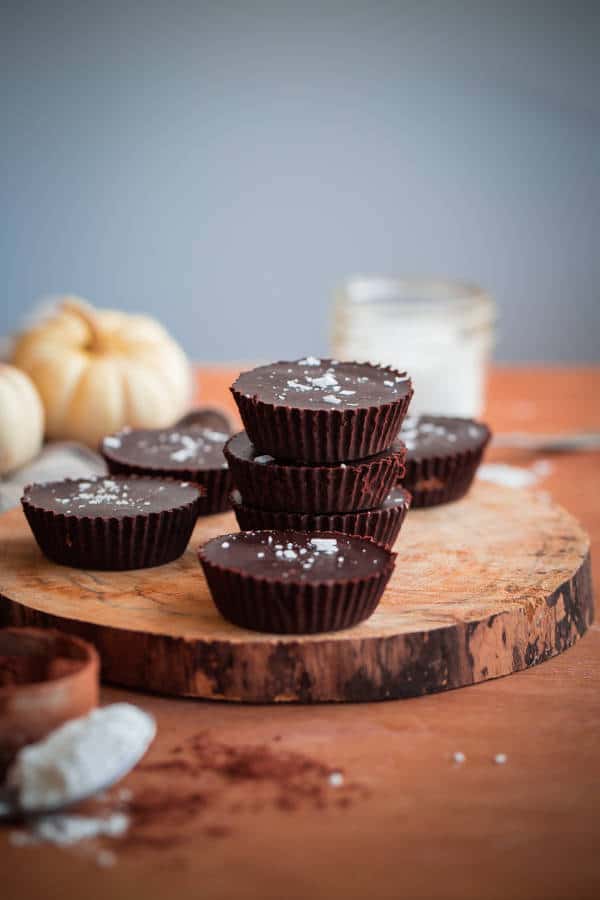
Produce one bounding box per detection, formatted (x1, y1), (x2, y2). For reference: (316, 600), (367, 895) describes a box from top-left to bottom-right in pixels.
(115, 732), (366, 852)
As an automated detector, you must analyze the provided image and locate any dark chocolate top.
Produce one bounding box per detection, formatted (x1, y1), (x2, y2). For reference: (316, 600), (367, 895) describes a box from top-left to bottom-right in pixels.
(225, 430), (405, 468)
(232, 359), (411, 411)
(400, 416), (491, 461)
(22, 476), (200, 517)
(102, 426), (230, 471)
(200, 530), (392, 582)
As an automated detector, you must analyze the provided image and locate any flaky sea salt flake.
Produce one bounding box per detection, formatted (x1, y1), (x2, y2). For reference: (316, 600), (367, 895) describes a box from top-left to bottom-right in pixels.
(310, 373), (338, 389)
(309, 538), (338, 554)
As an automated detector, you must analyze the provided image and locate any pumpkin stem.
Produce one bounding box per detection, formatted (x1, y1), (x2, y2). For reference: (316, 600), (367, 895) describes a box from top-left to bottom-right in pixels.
(61, 297), (103, 352)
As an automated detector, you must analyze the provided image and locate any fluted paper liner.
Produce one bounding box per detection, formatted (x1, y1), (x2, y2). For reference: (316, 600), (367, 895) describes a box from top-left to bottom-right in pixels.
(402, 432), (491, 508)
(224, 433), (406, 514)
(230, 489), (411, 551)
(198, 532), (397, 634)
(22, 484), (201, 571)
(231, 365), (413, 463)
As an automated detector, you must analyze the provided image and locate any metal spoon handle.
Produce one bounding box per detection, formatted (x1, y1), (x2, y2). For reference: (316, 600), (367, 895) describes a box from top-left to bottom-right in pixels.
(492, 432), (600, 453)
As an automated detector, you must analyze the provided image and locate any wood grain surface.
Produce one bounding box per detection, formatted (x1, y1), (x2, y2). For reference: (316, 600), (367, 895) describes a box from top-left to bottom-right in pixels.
(2, 366), (599, 900)
(0, 481), (592, 701)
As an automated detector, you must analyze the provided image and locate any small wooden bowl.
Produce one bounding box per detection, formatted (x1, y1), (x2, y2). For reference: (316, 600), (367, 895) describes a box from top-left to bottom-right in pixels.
(0, 628), (99, 776)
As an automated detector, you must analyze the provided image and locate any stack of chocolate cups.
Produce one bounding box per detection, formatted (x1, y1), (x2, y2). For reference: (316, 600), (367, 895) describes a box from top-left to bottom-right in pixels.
(198, 358), (413, 635)
(226, 358), (414, 551)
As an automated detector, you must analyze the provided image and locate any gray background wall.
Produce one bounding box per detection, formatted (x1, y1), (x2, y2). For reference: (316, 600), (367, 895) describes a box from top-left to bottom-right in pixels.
(2, 0), (599, 363)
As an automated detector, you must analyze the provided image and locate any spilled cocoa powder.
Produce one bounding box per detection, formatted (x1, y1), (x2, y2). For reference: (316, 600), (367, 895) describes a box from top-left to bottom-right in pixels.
(140, 733), (333, 789)
(189, 733), (331, 782)
(117, 732), (365, 851)
(119, 790), (211, 851)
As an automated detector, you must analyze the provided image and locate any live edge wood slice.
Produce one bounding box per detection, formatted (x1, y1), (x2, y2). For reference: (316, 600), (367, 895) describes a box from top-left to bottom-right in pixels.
(0, 482), (593, 703)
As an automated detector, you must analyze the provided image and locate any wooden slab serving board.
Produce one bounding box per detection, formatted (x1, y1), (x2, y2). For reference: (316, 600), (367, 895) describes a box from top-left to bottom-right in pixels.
(0, 482), (592, 703)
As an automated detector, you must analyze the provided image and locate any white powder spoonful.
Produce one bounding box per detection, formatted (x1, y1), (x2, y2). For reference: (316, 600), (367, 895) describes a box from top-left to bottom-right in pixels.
(0, 703), (155, 820)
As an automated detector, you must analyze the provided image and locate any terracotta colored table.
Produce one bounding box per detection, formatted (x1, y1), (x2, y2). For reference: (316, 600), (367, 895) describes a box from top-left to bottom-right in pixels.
(3, 366), (600, 900)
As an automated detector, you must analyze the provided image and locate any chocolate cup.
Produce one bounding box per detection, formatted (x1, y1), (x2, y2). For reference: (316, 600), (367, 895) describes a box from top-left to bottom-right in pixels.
(175, 406), (233, 435)
(0, 628), (99, 777)
(231, 365), (413, 463)
(22, 478), (202, 570)
(198, 532), (396, 635)
(230, 488), (411, 551)
(402, 437), (491, 508)
(224, 432), (406, 514)
(102, 455), (232, 516)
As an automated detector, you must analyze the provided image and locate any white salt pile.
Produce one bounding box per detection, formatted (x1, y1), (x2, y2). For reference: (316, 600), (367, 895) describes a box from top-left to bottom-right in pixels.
(10, 812), (129, 848)
(7, 703), (155, 814)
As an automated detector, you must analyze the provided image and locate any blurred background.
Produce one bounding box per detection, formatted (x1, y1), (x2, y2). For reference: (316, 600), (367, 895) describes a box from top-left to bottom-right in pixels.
(1, 0), (599, 363)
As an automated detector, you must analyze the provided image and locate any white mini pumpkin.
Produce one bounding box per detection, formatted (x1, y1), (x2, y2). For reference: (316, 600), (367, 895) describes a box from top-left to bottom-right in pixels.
(0, 364), (45, 474)
(12, 297), (192, 448)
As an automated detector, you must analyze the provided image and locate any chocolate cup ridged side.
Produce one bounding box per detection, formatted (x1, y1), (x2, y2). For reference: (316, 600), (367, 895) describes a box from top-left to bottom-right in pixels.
(402, 437), (491, 508)
(231, 494), (411, 551)
(102, 456), (232, 516)
(199, 555), (396, 634)
(224, 439), (406, 513)
(21, 498), (200, 571)
(231, 388), (413, 464)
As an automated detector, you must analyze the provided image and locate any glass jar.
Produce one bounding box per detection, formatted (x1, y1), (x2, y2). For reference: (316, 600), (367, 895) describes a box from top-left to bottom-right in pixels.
(332, 277), (496, 418)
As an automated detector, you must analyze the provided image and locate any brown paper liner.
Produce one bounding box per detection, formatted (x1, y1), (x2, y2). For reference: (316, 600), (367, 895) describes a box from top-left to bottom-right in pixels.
(224, 434), (406, 513)
(198, 537), (396, 634)
(103, 456), (232, 516)
(402, 437), (491, 508)
(230, 488), (411, 551)
(22, 491), (201, 571)
(231, 369), (413, 463)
